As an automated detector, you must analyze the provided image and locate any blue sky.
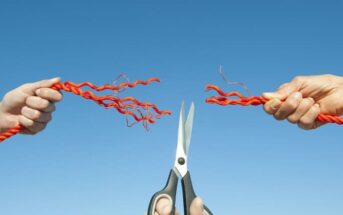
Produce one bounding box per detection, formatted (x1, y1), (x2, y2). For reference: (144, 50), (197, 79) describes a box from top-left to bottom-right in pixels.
(0, 0), (343, 214)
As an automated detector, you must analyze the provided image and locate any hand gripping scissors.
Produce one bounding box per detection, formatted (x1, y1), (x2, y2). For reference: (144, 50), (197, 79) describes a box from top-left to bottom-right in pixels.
(147, 102), (213, 215)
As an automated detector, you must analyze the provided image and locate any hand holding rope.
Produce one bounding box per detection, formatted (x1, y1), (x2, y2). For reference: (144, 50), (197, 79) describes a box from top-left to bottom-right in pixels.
(0, 77), (171, 143)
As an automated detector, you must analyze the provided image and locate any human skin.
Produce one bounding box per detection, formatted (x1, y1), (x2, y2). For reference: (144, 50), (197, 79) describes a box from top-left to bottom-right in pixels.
(0, 78), (63, 134)
(154, 197), (204, 215)
(263, 74), (343, 130)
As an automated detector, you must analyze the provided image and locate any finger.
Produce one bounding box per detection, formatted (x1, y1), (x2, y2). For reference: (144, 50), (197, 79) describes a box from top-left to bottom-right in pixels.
(33, 77), (61, 89)
(26, 96), (56, 112)
(19, 128), (35, 135)
(263, 82), (297, 100)
(21, 77), (61, 94)
(190, 197), (204, 215)
(298, 104), (321, 130)
(263, 98), (282, 115)
(287, 97), (314, 124)
(274, 92), (302, 120)
(18, 115), (47, 134)
(263, 75), (305, 100)
(21, 106), (52, 123)
(35, 88), (63, 103)
(155, 198), (172, 215)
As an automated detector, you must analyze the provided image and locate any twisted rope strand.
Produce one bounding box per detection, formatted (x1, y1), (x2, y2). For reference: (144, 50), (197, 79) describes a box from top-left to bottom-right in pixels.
(62, 77), (160, 92)
(205, 84), (343, 125)
(0, 78), (171, 143)
(0, 125), (23, 142)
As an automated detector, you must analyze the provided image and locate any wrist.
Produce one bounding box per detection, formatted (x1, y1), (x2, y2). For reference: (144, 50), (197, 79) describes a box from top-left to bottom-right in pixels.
(337, 75), (343, 87)
(334, 76), (343, 115)
(0, 102), (15, 133)
(323, 74), (343, 88)
(0, 102), (6, 133)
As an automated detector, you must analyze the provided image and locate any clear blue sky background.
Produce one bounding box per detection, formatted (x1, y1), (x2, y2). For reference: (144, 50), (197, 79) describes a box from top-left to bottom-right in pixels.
(0, 0), (342, 214)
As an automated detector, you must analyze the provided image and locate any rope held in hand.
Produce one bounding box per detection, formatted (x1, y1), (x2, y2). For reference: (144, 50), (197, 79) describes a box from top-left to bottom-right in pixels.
(0, 78), (171, 143)
(205, 84), (343, 125)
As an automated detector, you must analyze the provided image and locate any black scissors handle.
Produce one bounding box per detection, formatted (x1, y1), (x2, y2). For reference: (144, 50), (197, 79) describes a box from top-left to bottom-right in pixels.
(147, 170), (178, 215)
(182, 172), (213, 215)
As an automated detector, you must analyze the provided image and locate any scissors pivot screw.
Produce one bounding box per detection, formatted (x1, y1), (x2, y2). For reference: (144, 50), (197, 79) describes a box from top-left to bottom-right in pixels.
(178, 157), (185, 165)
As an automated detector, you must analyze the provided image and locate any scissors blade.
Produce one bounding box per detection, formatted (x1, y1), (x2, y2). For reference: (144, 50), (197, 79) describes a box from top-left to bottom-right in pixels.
(184, 102), (195, 156)
(177, 101), (185, 153)
(174, 101), (188, 177)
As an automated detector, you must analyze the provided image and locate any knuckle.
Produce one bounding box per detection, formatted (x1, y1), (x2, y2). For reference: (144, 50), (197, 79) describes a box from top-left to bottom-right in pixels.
(32, 123), (46, 133)
(31, 110), (41, 120)
(30, 130), (39, 135)
(278, 83), (289, 90)
(39, 88), (48, 97)
(299, 117), (312, 127)
(304, 97), (314, 106)
(286, 100), (298, 110)
(298, 122), (312, 130)
(20, 116), (34, 127)
(52, 91), (63, 101)
(43, 113), (52, 122)
(274, 112), (285, 120)
(263, 104), (273, 114)
(46, 114), (52, 122)
(49, 104), (56, 112)
(20, 107), (26, 115)
(40, 99), (50, 108)
(287, 115), (298, 124)
(24, 117), (34, 126)
(292, 76), (304, 83)
(26, 96), (35, 104)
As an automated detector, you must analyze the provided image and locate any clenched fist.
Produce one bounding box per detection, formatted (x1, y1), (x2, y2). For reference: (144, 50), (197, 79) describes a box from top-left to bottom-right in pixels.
(0, 78), (63, 134)
(263, 74), (343, 130)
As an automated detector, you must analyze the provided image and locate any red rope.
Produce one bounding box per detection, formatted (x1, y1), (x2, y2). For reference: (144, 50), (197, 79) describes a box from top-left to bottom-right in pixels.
(0, 125), (24, 142)
(0, 78), (171, 143)
(205, 84), (343, 125)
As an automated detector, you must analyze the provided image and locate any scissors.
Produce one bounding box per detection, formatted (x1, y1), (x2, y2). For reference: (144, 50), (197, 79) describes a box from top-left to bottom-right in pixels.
(147, 102), (213, 215)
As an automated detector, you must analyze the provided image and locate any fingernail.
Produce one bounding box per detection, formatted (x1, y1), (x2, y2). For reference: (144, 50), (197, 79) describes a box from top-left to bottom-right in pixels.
(193, 197), (203, 207)
(50, 77), (61, 82)
(270, 99), (281, 110)
(35, 89), (41, 94)
(262, 92), (275, 99)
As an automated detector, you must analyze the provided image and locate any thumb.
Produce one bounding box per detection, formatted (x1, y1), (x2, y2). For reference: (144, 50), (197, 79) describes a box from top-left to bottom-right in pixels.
(21, 77), (61, 94)
(32, 77), (61, 89)
(155, 198), (172, 215)
(190, 197), (204, 215)
(263, 82), (299, 101)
